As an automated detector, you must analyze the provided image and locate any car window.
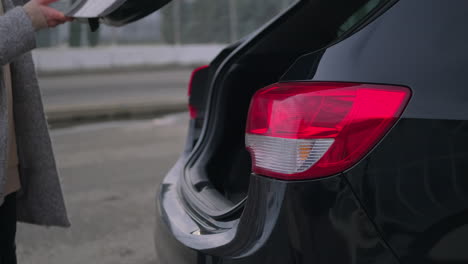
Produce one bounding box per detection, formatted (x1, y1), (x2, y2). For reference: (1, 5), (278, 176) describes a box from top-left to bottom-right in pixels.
(337, 0), (390, 37)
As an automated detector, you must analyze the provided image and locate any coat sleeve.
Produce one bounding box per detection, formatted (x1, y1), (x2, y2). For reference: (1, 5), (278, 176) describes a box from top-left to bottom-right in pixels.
(0, 6), (36, 66)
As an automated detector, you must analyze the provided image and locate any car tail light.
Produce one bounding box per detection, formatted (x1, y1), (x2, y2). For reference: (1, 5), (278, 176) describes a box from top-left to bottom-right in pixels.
(245, 82), (411, 180)
(188, 65), (209, 119)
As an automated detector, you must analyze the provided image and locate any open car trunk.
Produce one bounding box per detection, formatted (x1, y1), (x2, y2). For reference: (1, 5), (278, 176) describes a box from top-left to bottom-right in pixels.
(69, 0), (395, 230)
(180, 0), (395, 224)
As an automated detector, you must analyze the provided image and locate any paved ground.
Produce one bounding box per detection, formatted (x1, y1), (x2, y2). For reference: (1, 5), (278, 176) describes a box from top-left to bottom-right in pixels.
(39, 69), (192, 124)
(16, 113), (189, 264)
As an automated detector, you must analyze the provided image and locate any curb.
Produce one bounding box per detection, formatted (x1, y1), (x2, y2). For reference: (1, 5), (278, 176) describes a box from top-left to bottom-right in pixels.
(46, 101), (188, 126)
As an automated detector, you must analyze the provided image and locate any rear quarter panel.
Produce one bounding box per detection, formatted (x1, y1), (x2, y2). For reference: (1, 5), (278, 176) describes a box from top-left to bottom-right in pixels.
(281, 0), (468, 262)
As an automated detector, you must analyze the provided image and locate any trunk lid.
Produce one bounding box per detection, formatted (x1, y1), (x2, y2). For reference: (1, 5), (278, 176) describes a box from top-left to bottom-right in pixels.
(67, 0), (171, 26)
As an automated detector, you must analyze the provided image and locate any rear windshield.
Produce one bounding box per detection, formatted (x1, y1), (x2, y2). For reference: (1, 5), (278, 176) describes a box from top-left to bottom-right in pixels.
(338, 0), (390, 36)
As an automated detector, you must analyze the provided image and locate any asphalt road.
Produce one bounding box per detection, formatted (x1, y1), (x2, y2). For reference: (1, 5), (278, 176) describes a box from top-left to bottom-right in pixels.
(16, 113), (189, 264)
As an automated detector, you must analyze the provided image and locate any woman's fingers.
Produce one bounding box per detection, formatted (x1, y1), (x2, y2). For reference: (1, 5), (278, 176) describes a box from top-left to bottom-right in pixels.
(25, 0), (72, 29)
(40, 6), (71, 26)
(37, 0), (61, 6)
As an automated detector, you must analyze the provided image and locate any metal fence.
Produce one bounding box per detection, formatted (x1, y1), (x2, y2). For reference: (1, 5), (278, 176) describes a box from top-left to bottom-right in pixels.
(37, 0), (296, 48)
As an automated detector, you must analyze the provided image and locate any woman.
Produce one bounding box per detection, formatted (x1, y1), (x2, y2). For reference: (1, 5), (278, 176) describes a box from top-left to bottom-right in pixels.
(0, 0), (71, 263)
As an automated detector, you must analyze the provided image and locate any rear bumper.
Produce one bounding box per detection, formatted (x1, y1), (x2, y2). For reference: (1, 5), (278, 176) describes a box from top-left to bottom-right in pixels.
(155, 158), (399, 264)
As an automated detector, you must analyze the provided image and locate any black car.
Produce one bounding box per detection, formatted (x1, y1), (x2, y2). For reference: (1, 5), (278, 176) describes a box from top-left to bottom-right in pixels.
(97, 0), (468, 263)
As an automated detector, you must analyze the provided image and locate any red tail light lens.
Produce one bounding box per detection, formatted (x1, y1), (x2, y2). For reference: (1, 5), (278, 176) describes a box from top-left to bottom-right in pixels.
(188, 65), (209, 119)
(246, 82), (411, 180)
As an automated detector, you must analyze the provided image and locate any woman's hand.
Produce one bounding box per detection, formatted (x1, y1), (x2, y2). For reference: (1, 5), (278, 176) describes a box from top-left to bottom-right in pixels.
(35, 0), (72, 27)
(25, 0), (72, 29)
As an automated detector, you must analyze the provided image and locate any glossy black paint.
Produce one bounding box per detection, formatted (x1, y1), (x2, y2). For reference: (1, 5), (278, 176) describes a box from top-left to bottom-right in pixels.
(281, 0), (468, 263)
(157, 158), (398, 263)
(344, 119), (468, 264)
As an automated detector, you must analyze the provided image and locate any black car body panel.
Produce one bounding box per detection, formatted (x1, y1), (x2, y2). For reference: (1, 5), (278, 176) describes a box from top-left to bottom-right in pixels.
(283, 0), (468, 263)
(155, 0), (468, 263)
(157, 158), (399, 263)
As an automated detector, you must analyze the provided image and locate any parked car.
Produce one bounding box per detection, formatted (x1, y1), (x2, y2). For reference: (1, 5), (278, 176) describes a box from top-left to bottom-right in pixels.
(100, 0), (468, 263)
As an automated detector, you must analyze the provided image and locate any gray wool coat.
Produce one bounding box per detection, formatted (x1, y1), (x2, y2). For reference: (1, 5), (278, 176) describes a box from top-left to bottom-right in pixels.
(0, 0), (69, 227)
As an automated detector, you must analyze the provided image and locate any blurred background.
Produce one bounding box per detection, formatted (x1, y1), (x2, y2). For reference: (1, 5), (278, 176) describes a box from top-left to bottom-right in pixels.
(16, 1), (297, 264)
(43, 0), (295, 46)
(33, 0), (296, 73)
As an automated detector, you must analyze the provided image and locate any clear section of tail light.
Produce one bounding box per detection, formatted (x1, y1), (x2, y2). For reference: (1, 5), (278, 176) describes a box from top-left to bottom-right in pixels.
(245, 82), (411, 180)
(246, 135), (334, 175)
